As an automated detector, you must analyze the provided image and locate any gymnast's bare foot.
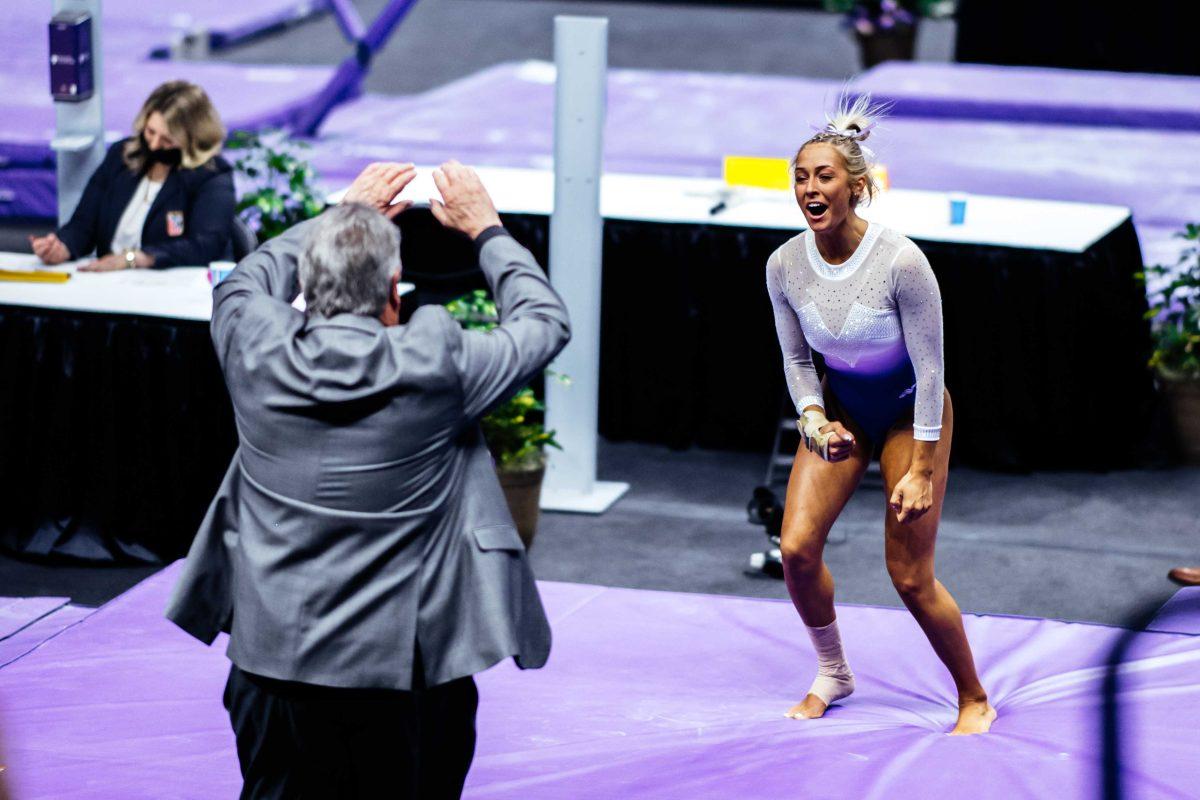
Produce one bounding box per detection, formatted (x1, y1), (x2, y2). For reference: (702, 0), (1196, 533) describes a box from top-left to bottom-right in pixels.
(950, 696), (996, 735)
(785, 693), (829, 719)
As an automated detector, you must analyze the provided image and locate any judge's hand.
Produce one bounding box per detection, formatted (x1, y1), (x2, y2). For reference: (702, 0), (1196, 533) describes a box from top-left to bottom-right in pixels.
(29, 233), (69, 265)
(78, 250), (152, 272)
(429, 161), (502, 240)
(343, 162), (416, 220)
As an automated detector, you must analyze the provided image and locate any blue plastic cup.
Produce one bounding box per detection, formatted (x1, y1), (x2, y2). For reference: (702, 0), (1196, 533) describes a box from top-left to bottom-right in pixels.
(948, 192), (967, 225)
(208, 260), (236, 285)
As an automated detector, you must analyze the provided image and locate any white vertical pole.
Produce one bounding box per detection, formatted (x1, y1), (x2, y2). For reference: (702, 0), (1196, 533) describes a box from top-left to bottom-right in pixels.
(541, 16), (628, 514)
(53, 0), (106, 226)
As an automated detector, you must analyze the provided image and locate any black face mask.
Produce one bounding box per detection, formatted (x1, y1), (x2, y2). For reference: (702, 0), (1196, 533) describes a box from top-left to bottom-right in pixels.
(143, 141), (183, 167)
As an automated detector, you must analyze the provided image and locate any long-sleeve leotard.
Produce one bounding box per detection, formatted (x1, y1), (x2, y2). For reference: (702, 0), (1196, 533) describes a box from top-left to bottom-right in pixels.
(766, 222), (945, 441)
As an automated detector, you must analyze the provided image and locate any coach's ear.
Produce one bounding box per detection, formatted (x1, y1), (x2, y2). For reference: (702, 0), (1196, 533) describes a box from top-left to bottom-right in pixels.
(381, 270), (402, 327)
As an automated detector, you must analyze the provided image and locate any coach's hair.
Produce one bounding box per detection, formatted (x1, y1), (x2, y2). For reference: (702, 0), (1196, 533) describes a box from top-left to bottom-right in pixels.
(299, 204), (401, 318)
(791, 93), (890, 208)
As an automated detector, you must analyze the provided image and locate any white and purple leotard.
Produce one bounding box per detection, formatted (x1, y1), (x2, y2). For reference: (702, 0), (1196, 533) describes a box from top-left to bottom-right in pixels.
(766, 221), (945, 444)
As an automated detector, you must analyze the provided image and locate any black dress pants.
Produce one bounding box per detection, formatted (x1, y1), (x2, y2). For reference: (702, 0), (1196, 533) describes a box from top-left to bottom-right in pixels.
(224, 655), (478, 800)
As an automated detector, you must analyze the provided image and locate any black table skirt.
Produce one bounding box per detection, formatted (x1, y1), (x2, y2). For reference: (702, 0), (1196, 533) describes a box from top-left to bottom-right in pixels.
(0, 307), (237, 561)
(405, 211), (1170, 470)
(0, 212), (1170, 561)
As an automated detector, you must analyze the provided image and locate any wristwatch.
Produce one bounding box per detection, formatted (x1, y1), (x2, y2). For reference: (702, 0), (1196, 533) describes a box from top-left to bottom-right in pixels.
(123, 248), (137, 269)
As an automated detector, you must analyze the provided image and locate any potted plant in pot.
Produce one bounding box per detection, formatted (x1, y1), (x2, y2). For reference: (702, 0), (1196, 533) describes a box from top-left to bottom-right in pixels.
(225, 129), (326, 243)
(824, 0), (956, 69)
(446, 289), (563, 548)
(1139, 222), (1200, 462)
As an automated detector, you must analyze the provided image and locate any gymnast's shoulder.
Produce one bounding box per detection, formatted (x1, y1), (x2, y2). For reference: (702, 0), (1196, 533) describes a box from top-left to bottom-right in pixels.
(766, 231), (806, 271)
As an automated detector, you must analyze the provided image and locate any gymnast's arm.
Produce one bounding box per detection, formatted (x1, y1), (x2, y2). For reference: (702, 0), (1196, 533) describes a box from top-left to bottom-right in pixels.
(766, 250), (824, 416)
(890, 244), (945, 524)
(767, 250), (855, 461)
(893, 244), (945, 466)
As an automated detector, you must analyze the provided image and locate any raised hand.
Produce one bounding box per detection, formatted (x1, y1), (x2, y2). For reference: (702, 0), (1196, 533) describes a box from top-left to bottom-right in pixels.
(429, 160), (502, 239)
(29, 232), (69, 265)
(343, 162), (417, 220)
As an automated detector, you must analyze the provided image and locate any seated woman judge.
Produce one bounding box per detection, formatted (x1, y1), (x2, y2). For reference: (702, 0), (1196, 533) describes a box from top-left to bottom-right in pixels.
(29, 80), (234, 271)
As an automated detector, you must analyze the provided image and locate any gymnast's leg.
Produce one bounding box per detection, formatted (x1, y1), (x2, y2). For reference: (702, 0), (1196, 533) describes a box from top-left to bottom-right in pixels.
(878, 390), (995, 735)
(780, 407), (870, 720)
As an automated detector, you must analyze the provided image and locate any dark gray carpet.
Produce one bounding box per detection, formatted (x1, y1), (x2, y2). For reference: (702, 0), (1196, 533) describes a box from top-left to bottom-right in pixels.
(528, 441), (1199, 628)
(214, 0), (955, 93)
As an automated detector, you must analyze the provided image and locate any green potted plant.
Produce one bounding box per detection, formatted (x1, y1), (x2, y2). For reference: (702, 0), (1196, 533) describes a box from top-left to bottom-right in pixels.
(1139, 222), (1200, 462)
(824, 0), (956, 69)
(446, 289), (564, 547)
(225, 129), (326, 243)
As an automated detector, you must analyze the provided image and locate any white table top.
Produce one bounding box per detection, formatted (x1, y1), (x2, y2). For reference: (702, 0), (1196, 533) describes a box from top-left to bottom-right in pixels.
(3, 167), (1130, 319)
(333, 165), (1130, 254)
(0, 253), (414, 321)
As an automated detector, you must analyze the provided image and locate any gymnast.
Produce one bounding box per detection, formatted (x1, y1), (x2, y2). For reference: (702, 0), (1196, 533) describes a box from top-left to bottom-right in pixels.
(766, 95), (995, 735)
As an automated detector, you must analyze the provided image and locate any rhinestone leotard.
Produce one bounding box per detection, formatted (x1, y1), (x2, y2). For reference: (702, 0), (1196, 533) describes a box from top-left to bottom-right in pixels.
(766, 222), (945, 442)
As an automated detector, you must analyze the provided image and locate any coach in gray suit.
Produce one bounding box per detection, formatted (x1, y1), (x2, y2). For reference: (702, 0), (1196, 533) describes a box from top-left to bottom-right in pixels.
(165, 161), (570, 799)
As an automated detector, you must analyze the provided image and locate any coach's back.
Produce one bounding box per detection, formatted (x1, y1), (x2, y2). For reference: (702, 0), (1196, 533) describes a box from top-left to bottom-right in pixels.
(167, 171), (570, 692)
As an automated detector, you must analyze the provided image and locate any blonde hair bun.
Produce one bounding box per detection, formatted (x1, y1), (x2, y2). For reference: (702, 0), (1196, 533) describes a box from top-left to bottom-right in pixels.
(793, 92), (892, 207)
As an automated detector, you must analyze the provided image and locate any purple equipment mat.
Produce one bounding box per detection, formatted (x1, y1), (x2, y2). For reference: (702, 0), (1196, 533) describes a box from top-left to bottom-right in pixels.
(2, 562), (1199, 799)
(0, 60), (334, 166)
(307, 61), (1200, 267)
(851, 61), (1200, 130)
(0, 597), (67, 640)
(0, 604), (94, 669)
(1147, 587), (1200, 636)
(2, 0), (325, 65)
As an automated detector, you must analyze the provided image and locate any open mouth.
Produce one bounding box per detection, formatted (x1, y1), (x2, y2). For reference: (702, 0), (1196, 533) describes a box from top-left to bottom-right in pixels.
(805, 201), (829, 220)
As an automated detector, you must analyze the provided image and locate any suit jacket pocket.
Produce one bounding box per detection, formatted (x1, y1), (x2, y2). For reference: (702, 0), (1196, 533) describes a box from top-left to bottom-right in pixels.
(473, 524), (524, 551)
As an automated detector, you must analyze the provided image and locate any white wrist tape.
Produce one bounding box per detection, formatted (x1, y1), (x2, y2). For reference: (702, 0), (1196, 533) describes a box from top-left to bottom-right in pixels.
(797, 409), (833, 461)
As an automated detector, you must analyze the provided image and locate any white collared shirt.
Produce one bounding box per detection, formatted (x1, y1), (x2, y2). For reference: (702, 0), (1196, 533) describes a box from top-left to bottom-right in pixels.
(110, 176), (164, 253)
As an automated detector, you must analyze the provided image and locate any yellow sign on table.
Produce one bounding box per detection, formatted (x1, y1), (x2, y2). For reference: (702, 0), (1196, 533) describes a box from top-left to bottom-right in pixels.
(722, 156), (791, 191)
(0, 269), (70, 284)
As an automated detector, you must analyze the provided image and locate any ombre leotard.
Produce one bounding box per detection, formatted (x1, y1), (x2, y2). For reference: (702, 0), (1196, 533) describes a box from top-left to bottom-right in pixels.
(766, 221), (945, 446)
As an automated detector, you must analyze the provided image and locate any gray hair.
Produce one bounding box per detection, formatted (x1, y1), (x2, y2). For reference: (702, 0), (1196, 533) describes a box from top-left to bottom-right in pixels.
(299, 203), (401, 317)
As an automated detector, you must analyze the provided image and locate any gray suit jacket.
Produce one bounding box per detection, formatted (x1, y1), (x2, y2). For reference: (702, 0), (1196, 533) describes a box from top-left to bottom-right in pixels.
(165, 217), (570, 690)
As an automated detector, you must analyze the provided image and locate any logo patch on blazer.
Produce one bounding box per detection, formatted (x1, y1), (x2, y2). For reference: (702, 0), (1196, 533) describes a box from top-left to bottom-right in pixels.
(166, 210), (185, 237)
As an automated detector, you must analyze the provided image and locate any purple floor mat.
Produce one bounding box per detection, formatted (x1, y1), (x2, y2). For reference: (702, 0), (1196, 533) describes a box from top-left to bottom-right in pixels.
(0, 597), (67, 639)
(2, 0), (324, 64)
(307, 62), (1200, 267)
(1147, 588), (1200, 636)
(0, 59), (334, 166)
(0, 0), (333, 218)
(2, 562), (1199, 799)
(851, 61), (1200, 130)
(0, 604), (94, 668)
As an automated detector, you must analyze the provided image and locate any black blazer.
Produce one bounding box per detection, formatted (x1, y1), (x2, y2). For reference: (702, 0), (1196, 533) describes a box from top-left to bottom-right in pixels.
(56, 138), (236, 268)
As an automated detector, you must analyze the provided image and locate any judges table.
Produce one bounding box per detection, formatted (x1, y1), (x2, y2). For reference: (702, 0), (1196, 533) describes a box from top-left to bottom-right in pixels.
(0, 256), (413, 561)
(0, 168), (1162, 560)
(384, 167), (1163, 468)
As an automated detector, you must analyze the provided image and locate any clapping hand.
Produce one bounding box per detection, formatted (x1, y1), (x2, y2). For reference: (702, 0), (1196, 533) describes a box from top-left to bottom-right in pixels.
(29, 233), (69, 265)
(429, 160), (502, 240)
(343, 162), (417, 219)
